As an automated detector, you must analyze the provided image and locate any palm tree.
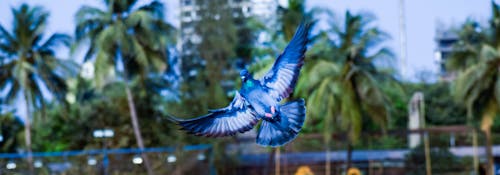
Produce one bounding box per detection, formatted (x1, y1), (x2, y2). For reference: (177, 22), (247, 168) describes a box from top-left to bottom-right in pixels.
(296, 10), (396, 170)
(0, 4), (71, 173)
(447, 20), (486, 72)
(279, 0), (318, 41)
(75, 1), (175, 174)
(450, 2), (500, 174)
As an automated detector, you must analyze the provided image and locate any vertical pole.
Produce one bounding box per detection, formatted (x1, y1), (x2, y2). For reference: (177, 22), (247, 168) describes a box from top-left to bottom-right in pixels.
(103, 138), (108, 175)
(399, 0), (408, 80)
(209, 148), (216, 175)
(473, 130), (479, 174)
(275, 147), (280, 175)
(423, 132), (432, 175)
(325, 146), (331, 175)
(419, 94), (432, 175)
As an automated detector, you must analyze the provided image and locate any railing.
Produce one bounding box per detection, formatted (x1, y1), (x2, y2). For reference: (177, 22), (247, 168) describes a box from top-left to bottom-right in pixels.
(0, 144), (214, 175)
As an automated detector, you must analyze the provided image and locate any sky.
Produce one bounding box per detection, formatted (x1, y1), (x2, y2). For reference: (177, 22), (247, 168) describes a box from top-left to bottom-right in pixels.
(0, 0), (495, 120)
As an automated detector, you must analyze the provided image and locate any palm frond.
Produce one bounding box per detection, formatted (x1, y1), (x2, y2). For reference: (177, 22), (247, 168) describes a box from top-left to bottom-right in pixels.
(138, 1), (164, 20)
(40, 33), (71, 50)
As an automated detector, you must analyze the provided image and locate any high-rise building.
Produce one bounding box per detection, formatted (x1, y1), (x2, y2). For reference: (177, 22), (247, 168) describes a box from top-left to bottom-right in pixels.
(434, 28), (458, 81)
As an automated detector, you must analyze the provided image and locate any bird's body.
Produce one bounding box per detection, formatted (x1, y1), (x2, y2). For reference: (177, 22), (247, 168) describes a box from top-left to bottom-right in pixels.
(169, 23), (310, 147)
(241, 79), (278, 119)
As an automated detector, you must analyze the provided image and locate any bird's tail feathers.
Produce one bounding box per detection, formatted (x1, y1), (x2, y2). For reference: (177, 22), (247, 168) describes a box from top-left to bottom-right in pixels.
(256, 99), (306, 147)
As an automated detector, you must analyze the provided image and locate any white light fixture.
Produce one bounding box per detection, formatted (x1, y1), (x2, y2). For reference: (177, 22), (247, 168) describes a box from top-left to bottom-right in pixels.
(0, 135), (3, 142)
(93, 130), (103, 138)
(6, 161), (16, 169)
(167, 155), (177, 163)
(87, 157), (97, 166)
(197, 153), (206, 161)
(132, 155), (143, 164)
(34, 160), (43, 168)
(93, 129), (114, 138)
(103, 129), (114, 138)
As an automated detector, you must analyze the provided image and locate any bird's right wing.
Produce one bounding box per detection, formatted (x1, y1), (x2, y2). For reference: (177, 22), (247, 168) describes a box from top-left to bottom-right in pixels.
(259, 23), (309, 101)
(168, 92), (259, 137)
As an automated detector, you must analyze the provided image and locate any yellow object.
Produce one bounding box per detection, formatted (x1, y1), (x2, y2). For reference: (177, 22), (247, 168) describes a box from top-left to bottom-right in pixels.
(347, 167), (362, 175)
(294, 166), (314, 175)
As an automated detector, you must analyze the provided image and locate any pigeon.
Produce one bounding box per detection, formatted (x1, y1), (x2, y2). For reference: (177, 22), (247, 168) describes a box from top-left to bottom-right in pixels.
(169, 23), (310, 147)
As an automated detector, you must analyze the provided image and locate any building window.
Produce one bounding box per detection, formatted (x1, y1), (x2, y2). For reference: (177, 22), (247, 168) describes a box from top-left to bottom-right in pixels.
(232, 8), (241, 17)
(183, 0), (192, 6)
(183, 11), (191, 18)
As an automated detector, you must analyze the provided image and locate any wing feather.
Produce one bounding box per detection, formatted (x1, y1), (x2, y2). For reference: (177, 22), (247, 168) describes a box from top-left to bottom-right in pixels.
(170, 92), (259, 137)
(260, 23), (310, 101)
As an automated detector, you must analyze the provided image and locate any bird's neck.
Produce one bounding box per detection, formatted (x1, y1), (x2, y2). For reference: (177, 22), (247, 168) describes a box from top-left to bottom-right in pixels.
(243, 79), (257, 90)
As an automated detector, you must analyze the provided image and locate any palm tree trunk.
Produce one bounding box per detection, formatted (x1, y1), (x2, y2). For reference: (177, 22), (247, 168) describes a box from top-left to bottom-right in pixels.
(481, 101), (496, 175)
(125, 85), (154, 175)
(483, 128), (494, 175)
(23, 92), (34, 174)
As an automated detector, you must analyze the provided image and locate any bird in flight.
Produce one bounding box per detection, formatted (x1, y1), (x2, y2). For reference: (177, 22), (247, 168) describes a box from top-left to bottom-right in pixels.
(169, 23), (310, 147)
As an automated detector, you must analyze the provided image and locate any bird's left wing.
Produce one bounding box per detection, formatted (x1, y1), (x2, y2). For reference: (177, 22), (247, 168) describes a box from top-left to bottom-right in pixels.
(260, 23), (310, 101)
(169, 92), (259, 137)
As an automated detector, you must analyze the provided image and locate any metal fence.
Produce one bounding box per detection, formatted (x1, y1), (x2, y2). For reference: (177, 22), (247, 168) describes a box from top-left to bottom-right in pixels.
(1, 127), (498, 175)
(0, 145), (213, 175)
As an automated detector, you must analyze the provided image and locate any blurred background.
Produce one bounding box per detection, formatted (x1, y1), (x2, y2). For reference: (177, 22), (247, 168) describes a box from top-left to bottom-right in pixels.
(0, 0), (499, 174)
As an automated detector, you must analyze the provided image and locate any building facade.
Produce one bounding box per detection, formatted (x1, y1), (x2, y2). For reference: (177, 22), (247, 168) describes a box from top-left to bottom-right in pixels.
(178, 0), (278, 79)
(434, 28), (459, 81)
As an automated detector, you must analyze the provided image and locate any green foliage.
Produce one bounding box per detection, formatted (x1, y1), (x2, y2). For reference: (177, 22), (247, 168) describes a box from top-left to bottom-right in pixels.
(0, 113), (23, 153)
(32, 81), (181, 151)
(0, 4), (73, 166)
(406, 82), (467, 126)
(447, 1), (500, 131)
(295, 10), (397, 144)
(446, 20), (485, 71)
(279, 0), (319, 41)
(75, 0), (174, 86)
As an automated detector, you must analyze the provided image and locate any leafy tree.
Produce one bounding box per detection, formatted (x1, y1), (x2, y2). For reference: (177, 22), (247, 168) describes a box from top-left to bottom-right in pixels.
(179, 0), (261, 116)
(449, 1), (500, 173)
(0, 4), (72, 172)
(279, 0), (318, 41)
(74, 0), (175, 174)
(295, 10), (396, 169)
(195, 0), (238, 108)
(33, 80), (179, 150)
(447, 20), (486, 72)
(406, 82), (467, 126)
(0, 113), (23, 153)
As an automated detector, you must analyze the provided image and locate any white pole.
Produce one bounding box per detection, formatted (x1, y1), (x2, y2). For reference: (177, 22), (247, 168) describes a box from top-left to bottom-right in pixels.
(399, 0), (408, 80)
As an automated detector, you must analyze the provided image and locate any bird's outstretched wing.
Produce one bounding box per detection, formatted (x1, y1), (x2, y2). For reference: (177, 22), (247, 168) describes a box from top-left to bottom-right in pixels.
(168, 92), (259, 137)
(260, 23), (310, 101)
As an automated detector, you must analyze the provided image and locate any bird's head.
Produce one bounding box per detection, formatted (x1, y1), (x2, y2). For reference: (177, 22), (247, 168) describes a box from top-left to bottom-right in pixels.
(240, 69), (251, 82)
